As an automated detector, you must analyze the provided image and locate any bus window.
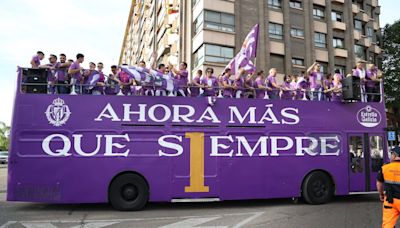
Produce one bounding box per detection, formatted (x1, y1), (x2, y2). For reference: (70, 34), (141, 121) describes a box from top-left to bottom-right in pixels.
(349, 136), (363, 173)
(370, 135), (383, 172)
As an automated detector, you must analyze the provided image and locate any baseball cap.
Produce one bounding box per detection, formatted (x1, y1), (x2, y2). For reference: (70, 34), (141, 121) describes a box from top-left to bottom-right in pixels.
(391, 146), (400, 156)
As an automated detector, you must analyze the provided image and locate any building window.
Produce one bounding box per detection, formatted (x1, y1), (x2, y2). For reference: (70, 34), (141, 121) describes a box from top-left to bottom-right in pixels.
(194, 10), (235, 35)
(313, 6), (325, 20)
(331, 11), (342, 22)
(292, 58), (304, 66)
(269, 23), (283, 40)
(194, 44), (234, 67)
(333, 38), (344, 49)
(355, 44), (366, 60)
(320, 62), (328, 74)
(290, 28), (304, 38)
(268, 0), (281, 9)
(367, 27), (374, 40)
(289, 0), (302, 9)
(314, 32), (327, 48)
(354, 20), (363, 31)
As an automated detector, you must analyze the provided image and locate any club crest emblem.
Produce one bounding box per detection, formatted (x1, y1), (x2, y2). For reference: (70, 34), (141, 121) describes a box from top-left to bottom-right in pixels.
(45, 98), (71, 127)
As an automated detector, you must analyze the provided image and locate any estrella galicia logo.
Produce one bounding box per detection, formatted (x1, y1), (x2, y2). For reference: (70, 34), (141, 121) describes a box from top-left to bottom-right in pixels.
(45, 98), (71, 127)
(357, 105), (381, 128)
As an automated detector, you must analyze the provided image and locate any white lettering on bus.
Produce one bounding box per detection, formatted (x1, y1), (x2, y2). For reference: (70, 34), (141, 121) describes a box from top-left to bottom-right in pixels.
(73, 134), (102, 156)
(281, 108), (300, 125)
(123, 104), (147, 122)
(94, 103), (121, 122)
(210, 136), (234, 157)
(228, 107), (257, 124)
(270, 136), (294, 156)
(42, 134), (72, 157)
(104, 134), (131, 157)
(257, 104), (280, 124)
(148, 104), (171, 122)
(172, 105), (195, 123)
(236, 136), (268, 157)
(320, 136), (340, 156)
(295, 137), (319, 156)
(196, 107), (221, 123)
(158, 135), (183, 156)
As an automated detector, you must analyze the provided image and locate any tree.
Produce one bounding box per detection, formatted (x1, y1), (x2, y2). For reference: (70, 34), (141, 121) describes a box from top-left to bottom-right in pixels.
(382, 20), (400, 107)
(0, 122), (10, 151)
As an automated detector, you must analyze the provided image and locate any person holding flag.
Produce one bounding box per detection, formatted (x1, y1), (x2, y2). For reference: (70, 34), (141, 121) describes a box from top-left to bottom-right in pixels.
(169, 62), (189, 97)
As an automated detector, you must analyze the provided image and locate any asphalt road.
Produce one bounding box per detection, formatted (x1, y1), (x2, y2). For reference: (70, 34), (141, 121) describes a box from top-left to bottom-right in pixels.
(0, 165), (393, 228)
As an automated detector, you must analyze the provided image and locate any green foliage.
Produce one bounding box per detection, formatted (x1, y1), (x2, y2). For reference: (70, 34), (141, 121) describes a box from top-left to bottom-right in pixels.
(382, 20), (400, 107)
(0, 122), (10, 151)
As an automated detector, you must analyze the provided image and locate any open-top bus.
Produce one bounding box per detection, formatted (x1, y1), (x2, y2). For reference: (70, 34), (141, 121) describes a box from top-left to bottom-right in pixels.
(7, 68), (387, 210)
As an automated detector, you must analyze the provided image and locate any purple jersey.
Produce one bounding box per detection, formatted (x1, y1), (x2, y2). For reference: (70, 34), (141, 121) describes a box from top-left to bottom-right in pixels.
(176, 70), (188, 89)
(190, 75), (201, 97)
(55, 62), (68, 81)
(280, 82), (293, 100)
(365, 70), (376, 88)
(118, 71), (131, 95)
(255, 77), (266, 99)
(324, 79), (333, 98)
(201, 76), (218, 96)
(31, 55), (41, 67)
(309, 72), (323, 89)
(45, 63), (57, 83)
(69, 61), (82, 82)
(295, 78), (308, 100)
(267, 75), (279, 97)
(222, 75), (234, 97)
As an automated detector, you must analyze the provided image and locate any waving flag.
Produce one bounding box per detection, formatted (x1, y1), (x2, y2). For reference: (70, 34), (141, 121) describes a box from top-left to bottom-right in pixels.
(149, 70), (175, 92)
(225, 24), (259, 75)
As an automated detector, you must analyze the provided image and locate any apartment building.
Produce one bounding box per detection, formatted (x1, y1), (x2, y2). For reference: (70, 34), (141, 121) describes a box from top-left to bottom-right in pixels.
(120, 0), (381, 78)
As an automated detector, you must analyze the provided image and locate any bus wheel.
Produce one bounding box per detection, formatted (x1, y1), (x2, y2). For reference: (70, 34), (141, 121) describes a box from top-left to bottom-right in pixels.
(109, 173), (149, 211)
(301, 171), (333, 205)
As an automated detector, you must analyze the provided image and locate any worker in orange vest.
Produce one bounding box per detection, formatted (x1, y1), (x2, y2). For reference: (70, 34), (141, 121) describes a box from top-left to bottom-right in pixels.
(377, 146), (400, 228)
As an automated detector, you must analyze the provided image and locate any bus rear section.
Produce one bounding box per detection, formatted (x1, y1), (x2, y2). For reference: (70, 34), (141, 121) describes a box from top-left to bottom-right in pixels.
(8, 70), (387, 210)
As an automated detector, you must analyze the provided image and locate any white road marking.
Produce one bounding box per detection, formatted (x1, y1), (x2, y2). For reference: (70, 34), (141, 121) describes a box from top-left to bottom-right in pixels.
(70, 222), (119, 228)
(232, 212), (264, 228)
(20, 223), (58, 228)
(159, 216), (226, 228)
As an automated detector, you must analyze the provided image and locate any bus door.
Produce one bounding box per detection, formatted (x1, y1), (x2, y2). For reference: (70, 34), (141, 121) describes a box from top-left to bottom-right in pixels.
(348, 134), (384, 192)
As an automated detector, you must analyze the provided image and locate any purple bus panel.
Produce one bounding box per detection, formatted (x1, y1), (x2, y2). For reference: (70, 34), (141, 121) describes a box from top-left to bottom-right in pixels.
(8, 72), (387, 206)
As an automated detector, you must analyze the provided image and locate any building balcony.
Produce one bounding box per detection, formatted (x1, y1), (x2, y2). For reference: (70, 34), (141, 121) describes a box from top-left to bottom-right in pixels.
(332, 21), (346, 30)
(373, 21), (380, 30)
(332, 0), (344, 3)
(334, 49), (348, 58)
(313, 0), (325, 6)
(315, 49), (329, 62)
(270, 41), (285, 55)
(375, 6), (381, 14)
(361, 13), (369, 22)
(360, 36), (372, 47)
(354, 30), (361, 40)
(373, 44), (381, 54)
(352, 4), (360, 14)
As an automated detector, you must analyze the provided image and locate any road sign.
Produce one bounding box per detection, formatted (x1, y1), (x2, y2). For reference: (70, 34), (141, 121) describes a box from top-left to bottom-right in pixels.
(388, 131), (396, 141)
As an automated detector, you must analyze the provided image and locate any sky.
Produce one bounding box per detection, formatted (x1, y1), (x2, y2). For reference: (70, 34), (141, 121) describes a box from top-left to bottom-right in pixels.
(0, 0), (399, 126)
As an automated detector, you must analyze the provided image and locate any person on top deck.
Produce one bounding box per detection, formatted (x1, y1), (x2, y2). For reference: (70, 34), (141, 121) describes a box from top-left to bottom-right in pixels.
(90, 62), (105, 95)
(82, 62), (98, 94)
(323, 73), (334, 101)
(153, 64), (167, 96)
(221, 68), (235, 98)
(169, 62), (189, 97)
(307, 62), (324, 101)
(68, 53), (85, 94)
(255, 70), (268, 99)
(38, 54), (59, 94)
(352, 60), (367, 102)
(280, 75), (294, 100)
(266, 68), (280, 100)
(201, 67), (218, 97)
(190, 69), (203, 97)
(366, 63), (380, 102)
(294, 71), (309, 100)
(244, 72), (256, 98)
(118, 64), (135, 95)
(105, 65), (121, 95)
(30, 51), (45, 68)
(234, 67), (246, 98)
(54, 54), (71, 94)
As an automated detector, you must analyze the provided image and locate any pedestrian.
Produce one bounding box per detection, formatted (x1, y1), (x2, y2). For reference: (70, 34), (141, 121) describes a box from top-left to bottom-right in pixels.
(377, 146), (400, 228)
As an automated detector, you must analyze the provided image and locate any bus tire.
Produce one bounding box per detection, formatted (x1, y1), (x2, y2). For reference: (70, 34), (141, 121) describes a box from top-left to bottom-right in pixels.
(109, 173), (149, 211)
(301, 171), (333, 205)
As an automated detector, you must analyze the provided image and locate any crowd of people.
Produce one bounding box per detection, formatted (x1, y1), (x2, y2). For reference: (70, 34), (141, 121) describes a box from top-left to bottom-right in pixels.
(28, 51), (383, 102)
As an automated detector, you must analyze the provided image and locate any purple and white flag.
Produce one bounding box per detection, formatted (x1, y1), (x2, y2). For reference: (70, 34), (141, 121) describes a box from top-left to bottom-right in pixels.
(225, 24), (259, 75)
(86, 71), (100, 90)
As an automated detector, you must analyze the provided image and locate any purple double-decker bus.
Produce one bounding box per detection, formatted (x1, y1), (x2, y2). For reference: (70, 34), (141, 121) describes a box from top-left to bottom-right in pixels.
(7, 68), (387, 210)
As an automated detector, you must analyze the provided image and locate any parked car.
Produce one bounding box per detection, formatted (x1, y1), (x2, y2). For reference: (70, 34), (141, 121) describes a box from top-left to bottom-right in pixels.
(0, 151), (8, 164)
